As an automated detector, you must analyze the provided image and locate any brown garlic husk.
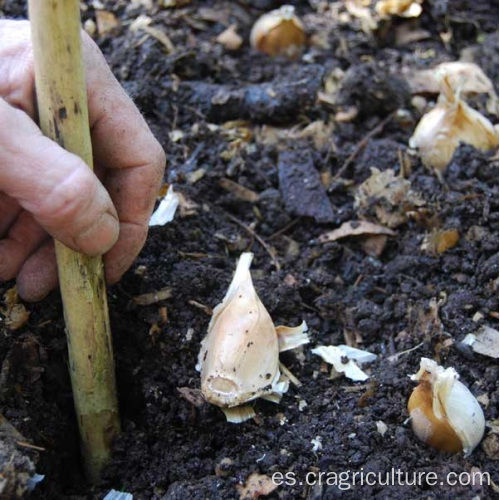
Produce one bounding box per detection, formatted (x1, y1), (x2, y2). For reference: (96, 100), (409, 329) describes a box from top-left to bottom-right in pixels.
(250, 5), (306, 58)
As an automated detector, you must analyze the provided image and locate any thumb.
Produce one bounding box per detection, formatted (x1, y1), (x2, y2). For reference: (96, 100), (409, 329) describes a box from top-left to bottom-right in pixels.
(0, 98), (119, 255)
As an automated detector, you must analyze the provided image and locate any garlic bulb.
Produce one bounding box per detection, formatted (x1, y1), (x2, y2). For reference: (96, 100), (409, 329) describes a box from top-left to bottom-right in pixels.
(409, 75), (499, 171)
(408, 358), (485, 455)
(250, 5), (306, 58)
(197, 253), (308, 421)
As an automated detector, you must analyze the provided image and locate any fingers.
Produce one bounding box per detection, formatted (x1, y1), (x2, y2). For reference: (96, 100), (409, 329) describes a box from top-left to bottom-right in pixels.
(0, 97), (120, 256)
(82, 33), (165, 275)
(0, 211), (48, 281)
(103, 221), (148, 284)
(16, 240), (58, 302)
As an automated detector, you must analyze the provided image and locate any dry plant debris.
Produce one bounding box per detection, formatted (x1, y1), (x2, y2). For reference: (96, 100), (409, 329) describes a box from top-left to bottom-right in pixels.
(421, 228), (460, 255)
(354, 167), (425, 228)
(95, 10), (120, 35)
(132, 288), (173, 306)
(311, 345), (377, 382)
(462, 326), (499, 359)
(149, 185), (180, 226)
(406, 61), (498, 116)
(1, 287), (29, 331)
(236, 473), (278, 499)
(317, 220), (396, 244)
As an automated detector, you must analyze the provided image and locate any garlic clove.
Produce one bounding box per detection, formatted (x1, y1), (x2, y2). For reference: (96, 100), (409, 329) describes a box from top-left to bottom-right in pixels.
(198, 253), (280, 408)
(375, 0), (422, 18)
(250, 5), (306, 58)
(408, 357), (485, 455)
(409, 75), (499, 171)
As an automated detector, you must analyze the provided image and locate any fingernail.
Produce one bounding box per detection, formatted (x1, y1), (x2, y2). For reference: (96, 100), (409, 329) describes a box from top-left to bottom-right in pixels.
(74, 210), (119, 256)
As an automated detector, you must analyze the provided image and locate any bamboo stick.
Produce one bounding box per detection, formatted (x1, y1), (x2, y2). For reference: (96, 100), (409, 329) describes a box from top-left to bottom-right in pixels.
(28, 1), (120, 483)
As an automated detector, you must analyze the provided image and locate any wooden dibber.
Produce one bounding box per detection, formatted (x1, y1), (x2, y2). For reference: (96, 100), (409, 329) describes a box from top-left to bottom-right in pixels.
(28, 1), (120, 482)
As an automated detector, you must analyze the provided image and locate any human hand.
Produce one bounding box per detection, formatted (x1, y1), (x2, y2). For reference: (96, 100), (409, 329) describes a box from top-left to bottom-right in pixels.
(0, 20), (165, 302)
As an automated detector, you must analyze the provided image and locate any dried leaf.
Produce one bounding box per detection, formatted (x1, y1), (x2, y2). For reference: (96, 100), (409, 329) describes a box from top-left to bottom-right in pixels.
(317, 220), (396, 244)
(236, 473), (278, 500)
(355, 168), (425, 228)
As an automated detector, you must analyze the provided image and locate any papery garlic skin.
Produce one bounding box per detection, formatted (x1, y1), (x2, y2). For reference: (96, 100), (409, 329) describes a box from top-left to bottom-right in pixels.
(408, 358), (485, 455)
(198, 253), (280, 407)
(409, 76), (499, 171)
(250, 5), (306, 58)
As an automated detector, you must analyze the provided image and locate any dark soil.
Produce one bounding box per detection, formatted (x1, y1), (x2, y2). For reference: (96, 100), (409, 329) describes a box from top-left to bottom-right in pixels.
(0, 1), (498, 499)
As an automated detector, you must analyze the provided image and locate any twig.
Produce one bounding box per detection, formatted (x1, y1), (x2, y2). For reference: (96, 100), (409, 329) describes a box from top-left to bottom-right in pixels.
(16, 441), (46, 452)
(224, 213), (281, 271)
(279, 362), (302, 387)
(333, 112), (395, 181)
(269, 217), (302, 240)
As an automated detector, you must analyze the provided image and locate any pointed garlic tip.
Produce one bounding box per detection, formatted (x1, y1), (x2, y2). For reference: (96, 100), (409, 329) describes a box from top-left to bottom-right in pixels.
(198, 252), (280, 408)
(250, 5), (306, 58)
(408, 357), (485, 455)
(409, 74), (499, 171)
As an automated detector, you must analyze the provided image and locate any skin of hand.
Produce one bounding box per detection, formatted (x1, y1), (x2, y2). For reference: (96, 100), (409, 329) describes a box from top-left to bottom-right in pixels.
(0, 20), (166, 302)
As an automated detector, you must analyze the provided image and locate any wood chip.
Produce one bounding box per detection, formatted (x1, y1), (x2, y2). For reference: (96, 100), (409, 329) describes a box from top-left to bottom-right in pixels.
(219, 178), (259, 202)
(95, 10), (120, 35)
(133, 288), (172, 306)
(177, 387), (205, 407)
(318, 220), (396, 244)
